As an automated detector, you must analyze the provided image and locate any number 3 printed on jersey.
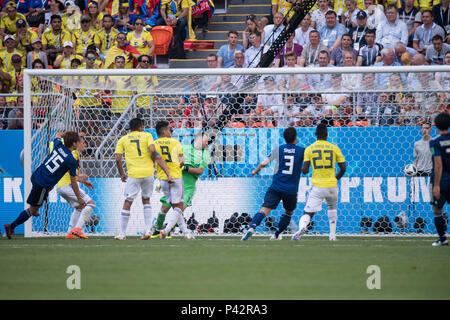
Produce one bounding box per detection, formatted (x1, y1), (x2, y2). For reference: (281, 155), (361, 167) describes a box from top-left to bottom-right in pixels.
(282, 155), (294, 175)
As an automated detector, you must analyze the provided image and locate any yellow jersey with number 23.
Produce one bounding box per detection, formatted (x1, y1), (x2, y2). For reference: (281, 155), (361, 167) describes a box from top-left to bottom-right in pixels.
(304, 140), (345, 188)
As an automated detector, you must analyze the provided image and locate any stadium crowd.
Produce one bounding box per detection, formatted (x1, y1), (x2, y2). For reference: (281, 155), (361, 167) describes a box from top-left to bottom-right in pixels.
(0, 0), (448, 130)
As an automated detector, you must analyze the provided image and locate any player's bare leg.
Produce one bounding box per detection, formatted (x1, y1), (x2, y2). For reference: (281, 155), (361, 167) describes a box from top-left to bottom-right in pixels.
(292, 212), (314, 241)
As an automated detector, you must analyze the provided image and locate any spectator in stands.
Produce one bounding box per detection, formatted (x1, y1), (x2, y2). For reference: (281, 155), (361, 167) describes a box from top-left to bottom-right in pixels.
(245, 30), (264, 68)
(388, 72), (406, 107)
(367, 92), (399, 126)
(398, 93), (422, 126)
(374, 47), (404, 88)
(127, 18), (155, 56)
(302, 93), (332, 127)
(94, 14), (119, 60)
(53, 41), (82, 69)
(294, 13), (313, 48)
(26, 2), (46, 37)
(349, 10), (370, 52)
(6, 98), (23, 130)
(42, 14), (71, 66)
(104, 32), (140, 68)
(260, 15), (270, 29)
(230, 51), (246, 89)
(342, 0), (361, 30)
(435, 52), (450, 93)
(274, 33), (302, 67)
(311, 0), (331, 31)
(114, 0), (137, 34)
(264, 12), (285, 51)
(201, 53), (220, 91)
(217, 31), (244, 68)
(181, 74), (204, 104)
(43, 0), (64, 30)
(375, 5), (408, 50)
(365, 0), (386, 30)
(413, 10), (446, 55)
(157, 0), (189, 42)
(73, 15), (96, 56)
(181, 93), (204, 128)
(406, 53), (427, 87)
(299, 30), (328, 67)
(330, 34), (358, 66)
(323, 74), (350, 124)
(341, 51), (362, 90)
(413, 72), (445, 118)
(356, 72), (379, 117)
(308, 50), (333, 90)
(0, 35), (23, 73)
(277, 51), (305, 91)
(393, 41), (418, 64)
(250, 75), (282, 126)
(398, 0), (422, 46)
(211, 74), (238, 112)
(272, 0), (293, 19)
(243, 14), (264, 50)
(263, 94), (302, 127)
(15, 19), (38, 55)
(426, 35), (450, 65)
(62, 1), (81, 33)
(108, 55), (132, 125)
(87, 1), (103, 31)
(356, 29), (383, 66)
(432, 0), (449, 43)
(319, 10), (347, 51)
(0, 96), (7, 129)
(0, 1), (27, 39)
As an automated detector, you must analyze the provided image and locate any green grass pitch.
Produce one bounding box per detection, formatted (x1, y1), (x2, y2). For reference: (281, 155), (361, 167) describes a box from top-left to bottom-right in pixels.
(0, 235), (449, 300)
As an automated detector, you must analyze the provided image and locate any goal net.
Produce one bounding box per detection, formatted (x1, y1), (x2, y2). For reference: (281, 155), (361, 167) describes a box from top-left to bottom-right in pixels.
(23, 66), (450, 237)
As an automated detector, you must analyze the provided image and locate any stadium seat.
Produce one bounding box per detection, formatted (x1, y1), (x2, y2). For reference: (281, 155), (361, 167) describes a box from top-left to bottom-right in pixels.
(230, 121), (245, 128)
(150, 25), (173, 56)
(251, 122), (263, 128)
(346, 121), (368, 127)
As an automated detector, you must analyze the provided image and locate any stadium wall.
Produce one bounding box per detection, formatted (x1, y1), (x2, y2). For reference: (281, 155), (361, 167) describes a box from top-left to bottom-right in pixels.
(0, 127), (438, 235)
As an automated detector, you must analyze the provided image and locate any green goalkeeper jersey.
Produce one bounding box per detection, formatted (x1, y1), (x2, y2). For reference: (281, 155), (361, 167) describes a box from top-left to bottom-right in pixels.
(182, 144), (211, 182)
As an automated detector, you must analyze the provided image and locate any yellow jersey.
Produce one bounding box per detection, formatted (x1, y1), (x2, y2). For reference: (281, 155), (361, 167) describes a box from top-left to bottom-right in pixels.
(126, 30), (153, 55)
(154, 137), (183, 180)
(0, 12), (26, 35)
(131, 75), (158, 107)
(304, 140), (345, 188)
(72, 28), (97, 55)
(108, 75), (133, 113)
(41, 29), (72, 49)
(0, 49), (24, 71)
(114, 131), (155, 178)
(94, 28), (119, 54)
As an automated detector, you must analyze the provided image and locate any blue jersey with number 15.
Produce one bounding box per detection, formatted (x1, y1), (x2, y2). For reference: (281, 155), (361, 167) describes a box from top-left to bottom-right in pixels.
(269, 144), (305, 195)
(31, 138), (78, 189)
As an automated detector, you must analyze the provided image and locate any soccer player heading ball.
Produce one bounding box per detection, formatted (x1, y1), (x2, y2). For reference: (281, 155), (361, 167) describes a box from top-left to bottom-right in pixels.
(4, 132), (84, 239)
(242, 127), (305, 241)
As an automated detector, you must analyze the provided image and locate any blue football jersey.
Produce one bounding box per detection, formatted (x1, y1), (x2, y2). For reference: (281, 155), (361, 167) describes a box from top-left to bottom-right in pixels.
(430, 133), (450, 188)
(31, 138), (79, 189)
(269, 144), (305, 195)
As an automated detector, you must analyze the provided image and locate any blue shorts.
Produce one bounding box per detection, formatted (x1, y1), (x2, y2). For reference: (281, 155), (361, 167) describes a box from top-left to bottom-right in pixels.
(27, 182), (51, 207)
(262, 187), (297, 212)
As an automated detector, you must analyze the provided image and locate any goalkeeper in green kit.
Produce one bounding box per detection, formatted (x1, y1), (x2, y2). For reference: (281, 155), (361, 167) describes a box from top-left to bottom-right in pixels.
(151, 132), (211, 238)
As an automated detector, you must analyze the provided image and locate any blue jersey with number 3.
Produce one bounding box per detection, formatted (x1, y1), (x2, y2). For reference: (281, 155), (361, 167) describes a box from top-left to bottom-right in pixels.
(31, 138), (79, 189)
(269, 144), (305, 195)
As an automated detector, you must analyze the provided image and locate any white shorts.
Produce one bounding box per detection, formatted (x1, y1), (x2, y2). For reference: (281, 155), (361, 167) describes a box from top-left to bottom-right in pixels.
(57, 184), (92, 208)
(124, 176), (154, 201)
(304, 186), (338, 213)
(160, 178), (184, 204)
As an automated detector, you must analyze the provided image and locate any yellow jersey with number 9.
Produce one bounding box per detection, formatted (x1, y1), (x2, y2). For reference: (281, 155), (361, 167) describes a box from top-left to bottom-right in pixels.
(304, 140), (345, 188)
(115, 131), (155, 178)
(154, 137), (183, 180)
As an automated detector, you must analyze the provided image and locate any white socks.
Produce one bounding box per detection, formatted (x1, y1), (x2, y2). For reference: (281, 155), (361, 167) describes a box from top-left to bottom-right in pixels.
(163, 207), (183, 234)
(298, 214), (311, 232)
(143, 204), (152, 234)
(68, 209), (81, 232)
(328, 209), (337, 239)
(75, 204), (94, 229)
(120, 210), (130, 236)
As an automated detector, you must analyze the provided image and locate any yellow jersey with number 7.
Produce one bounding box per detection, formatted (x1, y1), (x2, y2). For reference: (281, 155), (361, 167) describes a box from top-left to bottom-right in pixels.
(154, 137), (183, 180)
(115, 131), (155, 178)
(304, 140), (345, 188)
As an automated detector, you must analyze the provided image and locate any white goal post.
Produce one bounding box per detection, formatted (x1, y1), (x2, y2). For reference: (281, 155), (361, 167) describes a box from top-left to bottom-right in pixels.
(23, 65), (450, 237)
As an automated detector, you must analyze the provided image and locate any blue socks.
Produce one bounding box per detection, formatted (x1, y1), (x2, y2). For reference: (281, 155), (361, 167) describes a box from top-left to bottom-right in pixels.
(275, 214), (291, 237)
(249, 212), (266, 229)
(11, 209), (32, 230)
(434, 216), (447, 241)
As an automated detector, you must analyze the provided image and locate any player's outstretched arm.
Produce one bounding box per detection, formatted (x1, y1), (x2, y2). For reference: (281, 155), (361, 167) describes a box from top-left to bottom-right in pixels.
(336, 162), (346, 181)
(70, 175), (86, 209)
(115, 153), (127, 182)
(184, 166), (204, 175)
(302, 161), (310, 175)
(433, 156), (442, 199)
(252, 158), (271, 176)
